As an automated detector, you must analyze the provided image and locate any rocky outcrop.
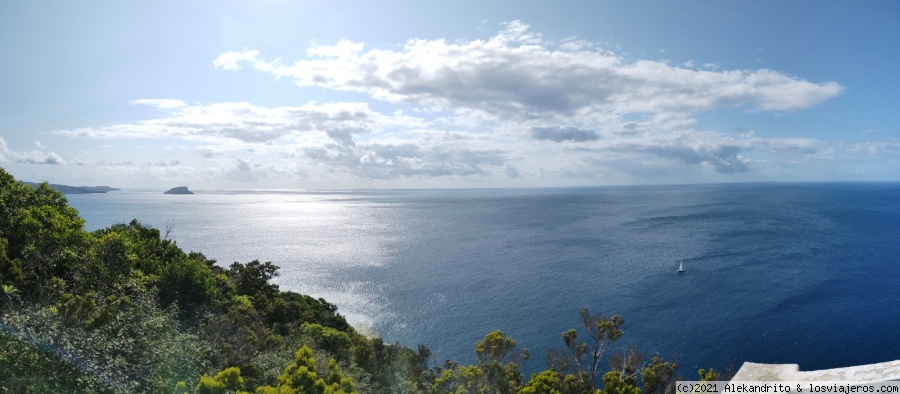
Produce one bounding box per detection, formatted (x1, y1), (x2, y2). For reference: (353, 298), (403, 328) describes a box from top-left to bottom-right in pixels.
(163, 186), (194, 195)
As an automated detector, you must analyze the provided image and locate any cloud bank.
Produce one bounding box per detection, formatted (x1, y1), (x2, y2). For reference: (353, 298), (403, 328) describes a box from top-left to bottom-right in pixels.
(43, 21), (878, 186)
(57, 100), (423, 146)
(216, 21), (842, 123)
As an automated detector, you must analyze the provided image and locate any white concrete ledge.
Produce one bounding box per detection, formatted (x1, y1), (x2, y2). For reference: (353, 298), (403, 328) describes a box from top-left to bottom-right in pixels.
(733, 360), (900, 382)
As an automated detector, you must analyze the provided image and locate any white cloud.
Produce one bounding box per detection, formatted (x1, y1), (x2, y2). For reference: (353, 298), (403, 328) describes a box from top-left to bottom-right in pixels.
(236, 158), (260, 171)
(0, 137), (9, 162)
(56, 100), (425, 145)
(360, 143), (506, 178)
(219, 21), (842, 123)
(302, 139), (508, 180)
(0, 137), (64, 165)
(42, 152), (64, 165)
(848, 139), (900, 156)
(213, 49), (261, 71)
(551, 128), (848, 178)
(16, 151), (64, 165)
(147, 160), (180, 167)
(618, 137), (752, 174)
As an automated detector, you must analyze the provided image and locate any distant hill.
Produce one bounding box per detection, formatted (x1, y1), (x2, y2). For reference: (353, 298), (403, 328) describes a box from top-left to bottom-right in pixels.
(163, 186), (194, 194)
(24, 182), (119, 194)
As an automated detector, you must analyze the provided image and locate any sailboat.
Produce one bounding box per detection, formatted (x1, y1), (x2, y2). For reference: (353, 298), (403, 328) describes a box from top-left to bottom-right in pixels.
(677, 260), (685, 273)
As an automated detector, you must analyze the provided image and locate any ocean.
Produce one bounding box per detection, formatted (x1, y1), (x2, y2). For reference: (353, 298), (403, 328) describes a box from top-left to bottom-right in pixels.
(64, 182), (900, 376)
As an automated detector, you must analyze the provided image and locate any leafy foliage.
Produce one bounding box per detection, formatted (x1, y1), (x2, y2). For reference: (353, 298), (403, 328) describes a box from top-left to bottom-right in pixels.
(603, 371), (641, 394)
(194, 367), (244, 394)
(254, 345), (357, 394)
(1, 286), (208, 392)
(201, 304), (283, 369)
(432, 331), (528, 394)
(0, 171), (85, 296)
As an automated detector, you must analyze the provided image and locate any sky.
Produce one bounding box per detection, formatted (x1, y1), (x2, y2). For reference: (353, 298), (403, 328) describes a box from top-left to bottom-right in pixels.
(1, 1), (899, 189)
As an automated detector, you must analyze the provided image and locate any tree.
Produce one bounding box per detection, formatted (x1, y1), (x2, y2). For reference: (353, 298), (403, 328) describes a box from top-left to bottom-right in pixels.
(520, 370), (563, 394)
(324, 358), (357, 394)
(432, 331), (529, 394)
(553, 308), (625, 391)
(476, 330), (530, 393)
(0, 233), (24, 288)
(698, 368), (719, 381)
(609, 347), (645, 388)
(201, 304), (282, 369)
(227, 260), (280, 301)
(158, 253), (219, 318)
(302, 323), (353, 362)
(602, 371), (640, 394)
(351, 336), (435, 392)
(0, 170), (87, 297)
(255, 346), (357, 394)
(194, 367), (244, 394)
(261, 291), (351, 335)
(476, 330), (527, 365)
(640, 354), (678, 394)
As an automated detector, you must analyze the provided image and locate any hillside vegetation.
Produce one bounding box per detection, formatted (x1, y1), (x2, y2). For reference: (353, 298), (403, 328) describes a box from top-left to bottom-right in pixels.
(0, 168), (720, 393)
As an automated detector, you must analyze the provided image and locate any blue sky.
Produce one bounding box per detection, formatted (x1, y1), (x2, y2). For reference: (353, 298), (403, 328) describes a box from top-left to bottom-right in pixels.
(1, 1), (898, 189)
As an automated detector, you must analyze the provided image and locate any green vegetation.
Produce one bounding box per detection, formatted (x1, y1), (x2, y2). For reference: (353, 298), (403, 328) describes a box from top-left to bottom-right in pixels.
(0, 167), (723, 393)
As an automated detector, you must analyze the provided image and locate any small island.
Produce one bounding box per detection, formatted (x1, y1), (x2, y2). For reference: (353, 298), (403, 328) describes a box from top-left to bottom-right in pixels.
(163, 186), (194, 194)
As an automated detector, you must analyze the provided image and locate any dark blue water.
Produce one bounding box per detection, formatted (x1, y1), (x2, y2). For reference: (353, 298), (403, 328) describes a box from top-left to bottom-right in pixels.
(65, 183), (900, 376)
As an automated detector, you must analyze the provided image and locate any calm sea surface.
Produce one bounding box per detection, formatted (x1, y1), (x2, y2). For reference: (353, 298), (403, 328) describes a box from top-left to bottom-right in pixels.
(65, 183), (900, 375)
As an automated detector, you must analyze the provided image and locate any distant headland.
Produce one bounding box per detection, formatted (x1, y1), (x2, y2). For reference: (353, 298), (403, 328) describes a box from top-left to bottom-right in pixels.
(163, 186), (194, 194)
(24, 182), (119, 194)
